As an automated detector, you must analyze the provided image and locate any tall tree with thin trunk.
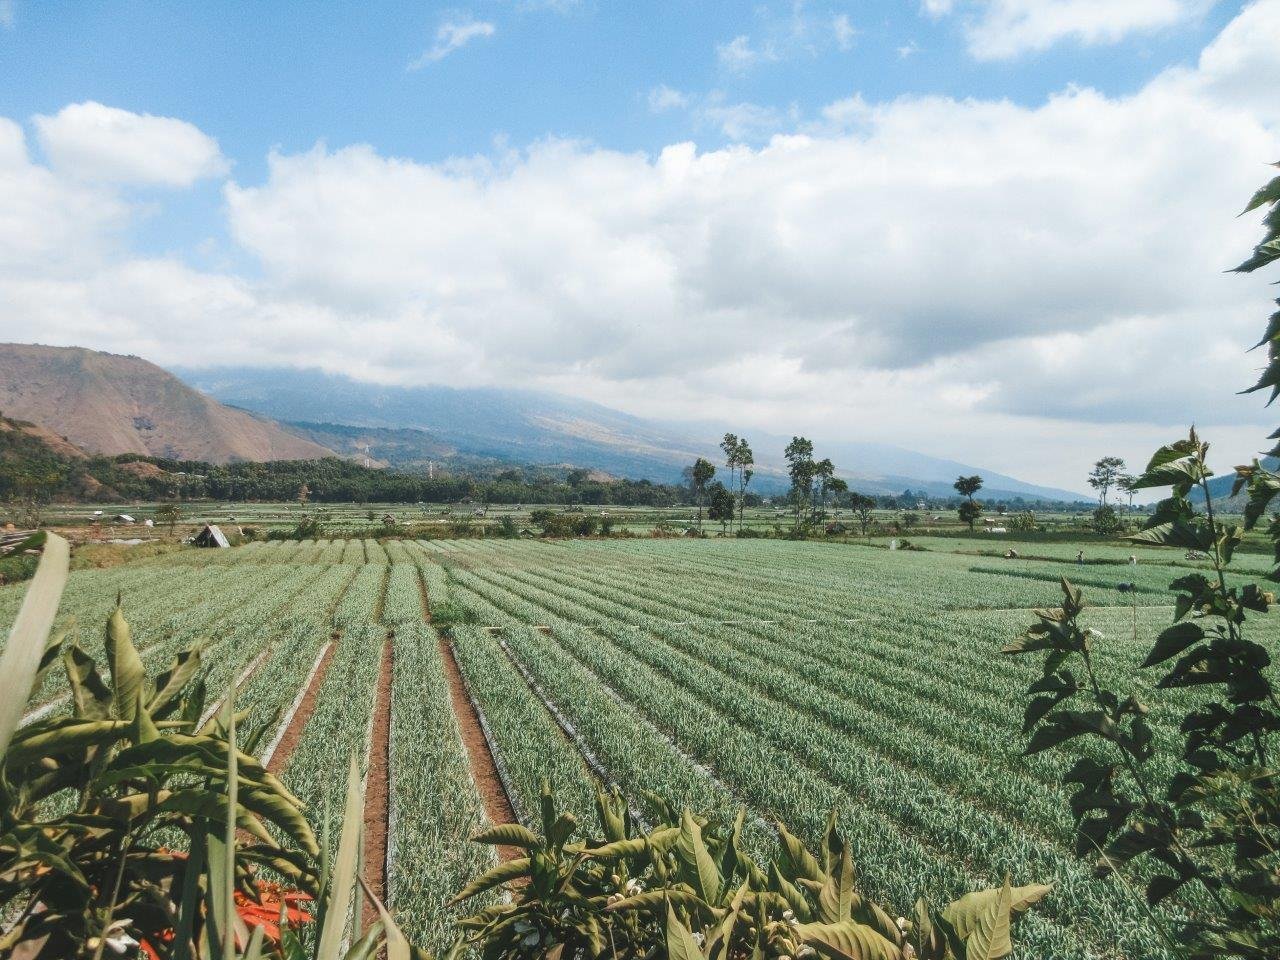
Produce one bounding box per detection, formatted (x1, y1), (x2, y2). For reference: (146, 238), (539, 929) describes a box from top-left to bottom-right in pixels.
(689, 457), (715, 533)
(1088, 456), (1126, 505)
(784, 437), (816, 532)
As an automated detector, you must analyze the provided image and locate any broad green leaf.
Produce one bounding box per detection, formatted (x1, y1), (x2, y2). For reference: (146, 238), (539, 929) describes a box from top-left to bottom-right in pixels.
(677, 809), (723, 903)
(962, 877), (1012, 960)
(794, 920), (900, 960)
(105, 602), (147, 723)
(941, 882), (1050, 944)
(0, 532), (68, 756)
(472, 823), (541, 848)
(1141, 622), (1205, 668)
(666, 902), (707, 960)
(449, 857), (533, 904)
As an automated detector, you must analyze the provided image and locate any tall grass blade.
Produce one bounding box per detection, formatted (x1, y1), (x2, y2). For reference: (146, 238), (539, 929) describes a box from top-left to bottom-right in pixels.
(0, 532), (68, 756)
(317, 753), (364, 960)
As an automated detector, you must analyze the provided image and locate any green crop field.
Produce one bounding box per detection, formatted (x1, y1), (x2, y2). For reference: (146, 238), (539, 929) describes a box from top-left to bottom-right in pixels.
(3, 535), (1272, 957)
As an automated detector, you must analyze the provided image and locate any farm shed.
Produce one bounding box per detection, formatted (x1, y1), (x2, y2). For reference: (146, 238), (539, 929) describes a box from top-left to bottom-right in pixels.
(192, 524), (231, 548)
(114, 514), (135, 523)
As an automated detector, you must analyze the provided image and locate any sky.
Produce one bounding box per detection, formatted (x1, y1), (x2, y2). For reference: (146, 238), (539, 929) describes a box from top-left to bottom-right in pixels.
(0, 0), (1278, 489)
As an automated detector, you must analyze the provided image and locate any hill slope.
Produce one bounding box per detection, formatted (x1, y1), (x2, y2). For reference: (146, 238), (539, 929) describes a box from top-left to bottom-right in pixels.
(178, 365), (1087, 502)
(0, 344), (335, 464)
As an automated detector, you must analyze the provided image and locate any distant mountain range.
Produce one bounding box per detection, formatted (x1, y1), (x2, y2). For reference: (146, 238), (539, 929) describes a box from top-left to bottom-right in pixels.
(178, 365), (1088, 502)
(0, 344), (1088, 501)
(0, 344), (330, 463)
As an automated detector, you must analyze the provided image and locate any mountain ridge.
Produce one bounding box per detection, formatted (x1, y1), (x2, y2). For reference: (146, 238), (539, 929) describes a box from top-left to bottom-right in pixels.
(178, 364), (1088, 502)
(0, 344), (335, 464)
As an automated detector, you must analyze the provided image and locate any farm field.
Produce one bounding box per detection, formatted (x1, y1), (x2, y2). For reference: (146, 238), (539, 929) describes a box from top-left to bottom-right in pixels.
(4, 535), (1272, 958)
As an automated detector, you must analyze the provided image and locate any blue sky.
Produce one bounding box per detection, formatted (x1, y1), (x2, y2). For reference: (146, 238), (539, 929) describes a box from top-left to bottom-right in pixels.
(0, 1), (1249, 256)
(0, 1), (1277, 487)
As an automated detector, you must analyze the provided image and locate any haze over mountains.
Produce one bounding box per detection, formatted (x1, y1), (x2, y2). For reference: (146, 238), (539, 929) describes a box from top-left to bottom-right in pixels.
(180, 365), (1087, 501)
(0, 343), (1085, 500)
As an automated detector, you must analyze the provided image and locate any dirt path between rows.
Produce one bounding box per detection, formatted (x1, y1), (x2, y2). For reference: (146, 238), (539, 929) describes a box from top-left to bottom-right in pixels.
(436, 634), (521, 862)
(418, 565), (521, 862)
(362, 637), (394, 928)
(266, 638), (338, 776)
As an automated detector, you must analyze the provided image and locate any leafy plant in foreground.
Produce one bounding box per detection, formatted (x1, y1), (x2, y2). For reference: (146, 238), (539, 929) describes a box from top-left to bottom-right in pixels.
(453, 783), (1048, 959)
(1006, 431), (1280, 958)
(0, 537), (415, 959)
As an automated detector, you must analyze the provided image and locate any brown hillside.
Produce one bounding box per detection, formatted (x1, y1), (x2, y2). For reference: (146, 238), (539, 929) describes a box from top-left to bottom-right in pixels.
(0, 417), (88, 460)
(0, 344), (335, 464)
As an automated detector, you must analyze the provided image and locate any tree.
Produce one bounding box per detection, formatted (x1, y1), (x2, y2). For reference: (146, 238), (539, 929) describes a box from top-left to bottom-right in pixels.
(815, 458), (836, 521)
(954, 475), (983, 531)
(720, 434), (755, 533)
(1087, 456), (1126, 505)
(849, 492), (876, 536)
(784, 437), (816, 531)
(707, 482), (735, 534)
(689, 457), (715, 532)
(155, 501), (182, 536)
(900, 511), (919, 531)
(1090, 503), (1122, 536)
(1117, 472), (1138, 511)
(954, 475), (983, 501)
(297, 481), (310, 506)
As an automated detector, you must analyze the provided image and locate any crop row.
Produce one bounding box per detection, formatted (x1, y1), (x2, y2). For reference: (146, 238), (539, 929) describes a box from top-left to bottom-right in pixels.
(441, 552), (1180, 960)
(388, 622), (495, 951)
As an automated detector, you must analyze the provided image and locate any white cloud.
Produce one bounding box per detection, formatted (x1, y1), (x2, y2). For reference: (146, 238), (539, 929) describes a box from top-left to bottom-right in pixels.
(648, 85), (689, 113)
(962, 0), (1211, 60)
(716, 35), (766, 74)
(897, 40), (921, 58)
(1, 3), (1278, 487)
(921, 0), (955, 17)
(832, 14), (857, 50)
(409, 13), (495, 69)
(0, 1), (14, 29)
(32, 102), (227, 187)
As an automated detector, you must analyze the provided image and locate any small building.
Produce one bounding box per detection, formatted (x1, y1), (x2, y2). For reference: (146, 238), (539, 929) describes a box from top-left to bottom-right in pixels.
(192, 524), (231, 548)
(114, 514), (135, 524)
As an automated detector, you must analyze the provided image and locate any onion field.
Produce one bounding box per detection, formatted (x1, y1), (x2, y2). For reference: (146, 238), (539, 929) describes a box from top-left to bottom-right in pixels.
(4, 535), (1272, 958)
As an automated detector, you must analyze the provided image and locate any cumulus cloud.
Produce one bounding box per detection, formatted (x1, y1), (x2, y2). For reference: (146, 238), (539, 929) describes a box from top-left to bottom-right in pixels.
(958, 0), (1212, 60)
(409, 13), (495, 69)
(32, 102), (228, 187)
(1, 3), (1278, 487)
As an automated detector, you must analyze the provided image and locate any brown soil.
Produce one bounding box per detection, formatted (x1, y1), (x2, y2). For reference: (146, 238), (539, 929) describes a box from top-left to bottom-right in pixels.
(436, 632), (521, 862)
(267, 638), (338, 776)
(361, 638), (394, 927)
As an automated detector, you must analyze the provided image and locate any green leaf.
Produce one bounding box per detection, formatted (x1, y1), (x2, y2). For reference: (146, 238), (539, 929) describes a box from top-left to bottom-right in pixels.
(448, 857), (533, 904)
(941, 882), (1050, 945)
(63, 642), (111, 720)
(1241, 174), (1280, 215)
(0, 533), (68, 756)
(1141, 622), (1205, 668)
(666, 901), (707, 960)
(104, 601), (147, 723)
(677, 809), (723, 904)
(794, 921), (900, 960)
(317, 754), (364, 960)
(472, 823), (541, 849)
(963, 877), (1012, 960)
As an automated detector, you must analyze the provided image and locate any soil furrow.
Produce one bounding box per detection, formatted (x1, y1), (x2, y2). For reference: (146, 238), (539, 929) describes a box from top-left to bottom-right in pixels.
(361, 637), (394, 927)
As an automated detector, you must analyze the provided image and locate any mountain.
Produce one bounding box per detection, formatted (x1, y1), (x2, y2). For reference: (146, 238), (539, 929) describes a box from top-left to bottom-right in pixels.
(1190, 456), (1280, 512)
(0, 344), (335, 464)
(178, 365), (1087, 502)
